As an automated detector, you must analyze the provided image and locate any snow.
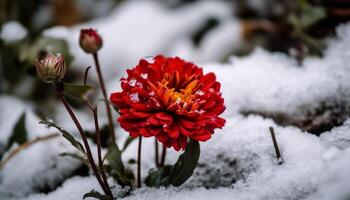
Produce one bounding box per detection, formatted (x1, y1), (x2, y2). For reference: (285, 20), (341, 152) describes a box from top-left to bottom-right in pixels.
(205, 24), (350, 117)
(320, 119), (350, 149)
(17, 114), (350, 200)
(0, 138), (81, 198)
(0, 96), (83, 198)
(305, 147), (350, 200)
(0, 96), (56, 143)
(0, 21), (28, 43)
(120, 115), (325, 200)
(18, 176), (101, 200)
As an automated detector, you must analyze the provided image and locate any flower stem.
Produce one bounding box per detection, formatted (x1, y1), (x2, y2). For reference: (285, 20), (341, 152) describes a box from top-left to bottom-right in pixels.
(55, 84), (112, 197)
(159, 145), (167, 167)
(86, 98), (113, 197)
(137, 136), (142, 188)
(155, 138), (159, 167)
(92, 53), (116, 144)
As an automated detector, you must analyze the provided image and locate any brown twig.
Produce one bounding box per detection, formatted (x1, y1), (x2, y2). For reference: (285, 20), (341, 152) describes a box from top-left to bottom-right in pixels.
(0, 133), (59, 169)
(137, 136), (142, 188)
(92, 53), (116, 144)
(269, 127), (283, 165)
(55, 84), (111, 196)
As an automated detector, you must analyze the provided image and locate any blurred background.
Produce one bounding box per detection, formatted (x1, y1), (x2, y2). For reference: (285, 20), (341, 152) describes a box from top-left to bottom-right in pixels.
(1, 0), (350, 105)
(2, 0), (350, 135)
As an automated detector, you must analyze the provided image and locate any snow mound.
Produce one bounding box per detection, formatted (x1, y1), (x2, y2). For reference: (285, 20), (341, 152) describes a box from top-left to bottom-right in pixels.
(0, 21), (27, 43)
(0, 96), (81, 198)
(0, 139), (81, 198)
(19, 176), (100, 200)
(320, 119), (350, 149)
(0, 96), (56, 143)
(304, 147), (350, 200)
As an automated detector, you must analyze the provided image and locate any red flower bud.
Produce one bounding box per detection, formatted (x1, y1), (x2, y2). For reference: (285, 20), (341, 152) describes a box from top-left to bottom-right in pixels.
(79, 28), (103, 54)
(110, 55), (226, 151)
(34, 53), (66, 83)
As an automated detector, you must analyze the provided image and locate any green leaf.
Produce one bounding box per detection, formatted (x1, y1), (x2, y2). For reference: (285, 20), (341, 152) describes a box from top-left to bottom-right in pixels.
(122, 136), (136, 152)
(127, 158), (136, 165)
(300, 5), (325, 28)
(145, 165), (172, 187)
(83, 190), (113, 200)
(59, 152), (89, 166)
(85, 125), (111, 148)
(168, 139), (200, 186)
(6, 112), (28, 150)
(105, 144), (134, 186)
(40, 120), (85, 153)
(63, 82), (94, 100)
(106, 144), (124, 176)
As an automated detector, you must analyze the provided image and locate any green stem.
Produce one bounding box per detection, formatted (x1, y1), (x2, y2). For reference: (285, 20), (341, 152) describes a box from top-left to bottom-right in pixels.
(155, 138), (159, 167)
(159, 145), (166, 167)
(137, 136), (142, 188)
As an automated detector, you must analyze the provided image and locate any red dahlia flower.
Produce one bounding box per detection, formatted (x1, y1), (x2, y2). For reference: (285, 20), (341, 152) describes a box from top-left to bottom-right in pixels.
(110, 55), (225, 151)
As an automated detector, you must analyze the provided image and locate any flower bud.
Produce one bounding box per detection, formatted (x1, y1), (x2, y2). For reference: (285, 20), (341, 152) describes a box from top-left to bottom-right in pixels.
(34, 53), (66, 83)
(79, 28), (103, 54)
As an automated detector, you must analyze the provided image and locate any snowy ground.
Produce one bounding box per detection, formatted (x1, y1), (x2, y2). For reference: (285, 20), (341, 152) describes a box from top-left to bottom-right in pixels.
(1, 1), (350, 200)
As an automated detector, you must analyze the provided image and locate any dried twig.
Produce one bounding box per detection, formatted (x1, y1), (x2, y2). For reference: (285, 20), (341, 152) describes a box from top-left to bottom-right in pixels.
(269, 127), (283, 165)
(0, 133), (60, 169)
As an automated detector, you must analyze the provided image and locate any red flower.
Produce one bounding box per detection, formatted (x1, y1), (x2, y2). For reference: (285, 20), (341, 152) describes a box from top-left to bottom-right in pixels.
(110, 55), (225, 151)
(79, 28), (103, 54)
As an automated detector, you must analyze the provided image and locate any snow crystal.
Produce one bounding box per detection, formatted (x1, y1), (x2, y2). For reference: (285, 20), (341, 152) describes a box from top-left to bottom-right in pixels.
(129, 78), (137, 87)
(195, 90), (204, 95)
(129, 93), (140, 103)
(143, 56), (155, 64)
(141, 73), (148, 79)
(148, 91), (155, 96)
(0, 21), (28, 43)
